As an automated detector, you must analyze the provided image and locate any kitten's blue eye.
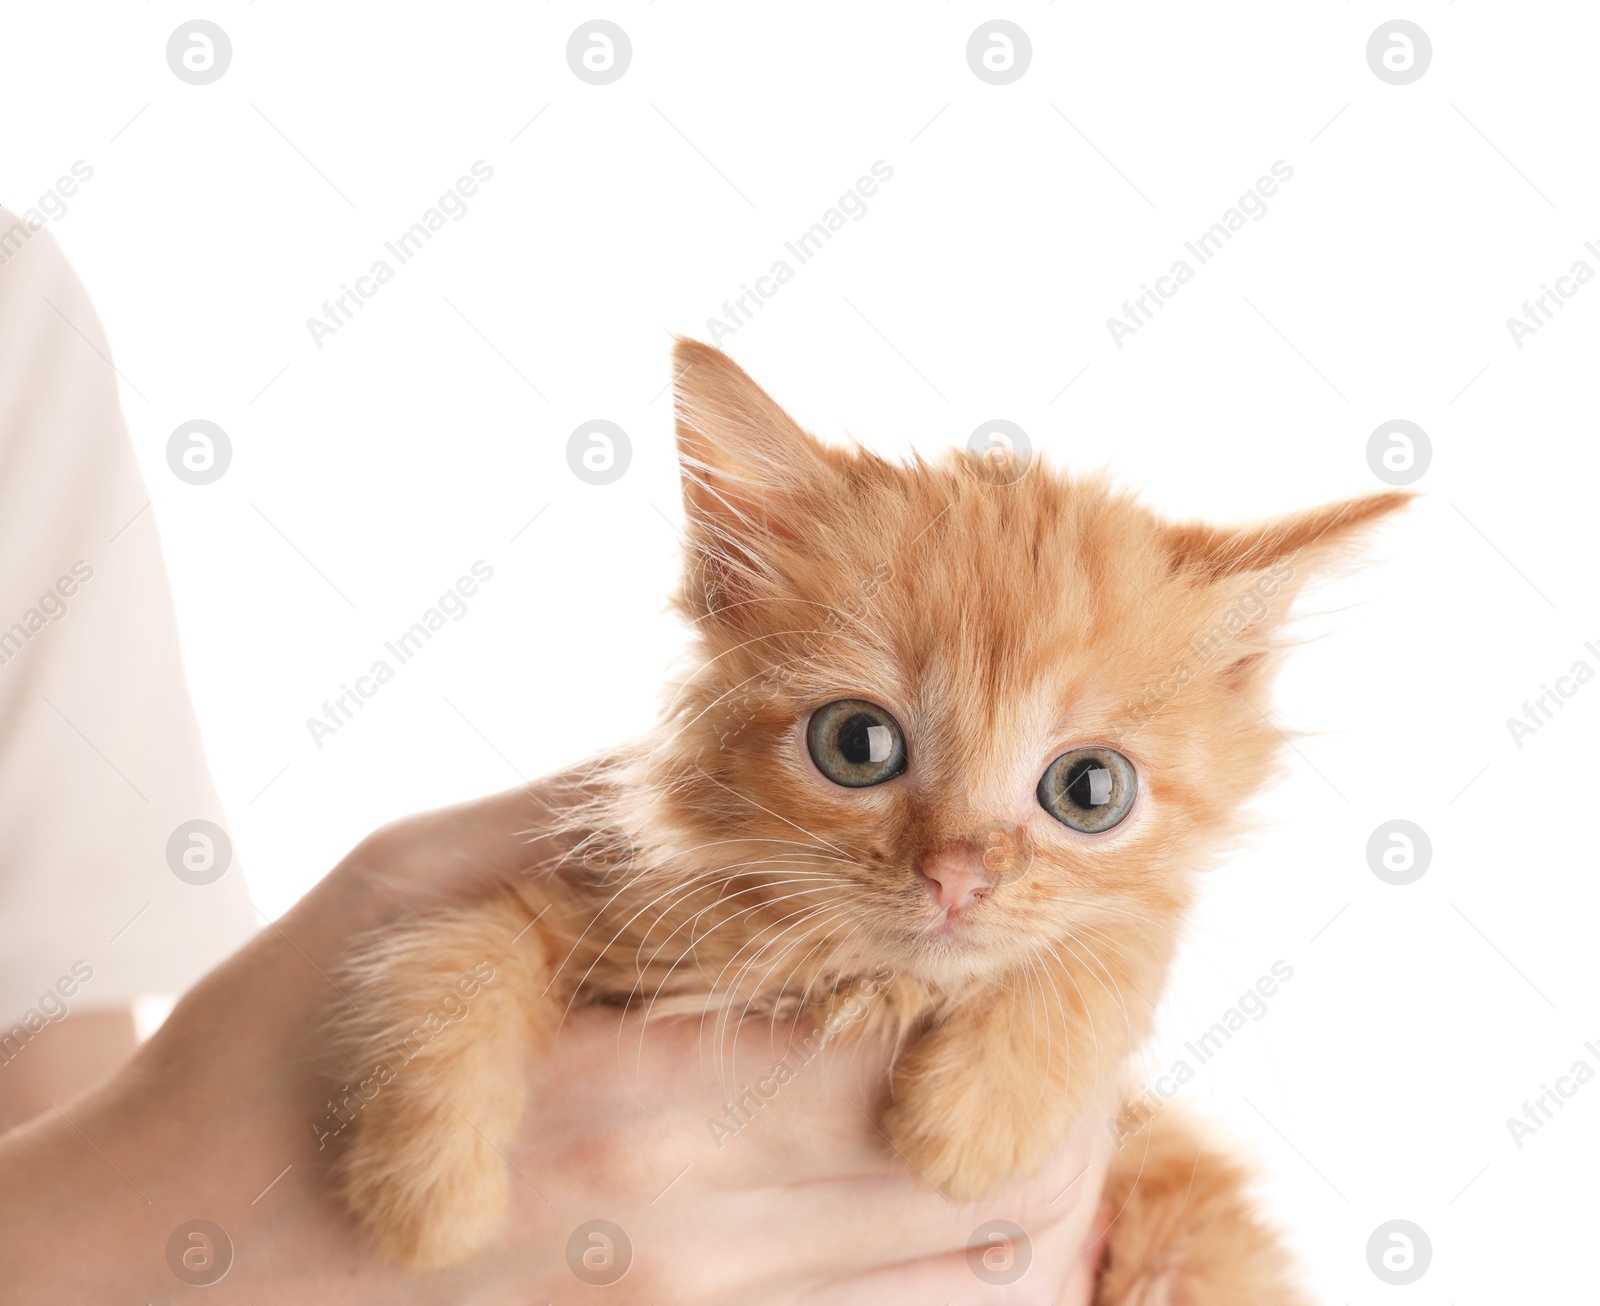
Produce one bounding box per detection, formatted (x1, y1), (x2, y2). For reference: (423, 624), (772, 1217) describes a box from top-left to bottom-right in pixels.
(1038, 747), (1136, 832)
(806, 699), (906, 787)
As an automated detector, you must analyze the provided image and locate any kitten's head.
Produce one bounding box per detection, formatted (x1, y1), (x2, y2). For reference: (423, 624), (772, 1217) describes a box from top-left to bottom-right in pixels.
(650, 340), (1406, 991)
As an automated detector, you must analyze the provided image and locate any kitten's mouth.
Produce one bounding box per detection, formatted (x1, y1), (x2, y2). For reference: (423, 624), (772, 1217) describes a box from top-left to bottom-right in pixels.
(897, 912), (1001, 982)
(911, 909), (984, 951)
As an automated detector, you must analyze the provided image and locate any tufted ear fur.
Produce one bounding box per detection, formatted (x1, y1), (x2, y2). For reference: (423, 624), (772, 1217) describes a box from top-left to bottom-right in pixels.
(671, 338), (843, 624)
(1157, 490), (1413, 693)
(1161, 491), (1413, 583)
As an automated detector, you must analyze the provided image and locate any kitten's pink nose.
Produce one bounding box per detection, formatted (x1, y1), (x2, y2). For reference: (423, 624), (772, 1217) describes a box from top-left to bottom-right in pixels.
(916, 846), (995, 913)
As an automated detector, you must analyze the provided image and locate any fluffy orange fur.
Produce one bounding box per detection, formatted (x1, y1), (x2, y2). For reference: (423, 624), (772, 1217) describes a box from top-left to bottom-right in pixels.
(337, 340), (1407, 1295)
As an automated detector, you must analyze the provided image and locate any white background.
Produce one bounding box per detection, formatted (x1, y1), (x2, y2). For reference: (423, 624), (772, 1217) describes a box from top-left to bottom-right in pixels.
(4, 2), (1596, 1299)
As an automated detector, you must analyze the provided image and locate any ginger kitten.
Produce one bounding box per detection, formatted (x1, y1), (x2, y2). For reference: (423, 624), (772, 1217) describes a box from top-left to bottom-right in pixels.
(338, 339), (1406, 1300)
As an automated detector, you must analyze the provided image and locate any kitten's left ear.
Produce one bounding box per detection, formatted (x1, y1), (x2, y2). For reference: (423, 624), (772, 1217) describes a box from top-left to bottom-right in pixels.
(1161, 489), (1413, 582)
(1158, 489), (1413, 690)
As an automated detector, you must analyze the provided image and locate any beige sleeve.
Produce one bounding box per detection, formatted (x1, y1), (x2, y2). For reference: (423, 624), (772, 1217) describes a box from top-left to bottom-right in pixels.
(0, 207), (256, 1024)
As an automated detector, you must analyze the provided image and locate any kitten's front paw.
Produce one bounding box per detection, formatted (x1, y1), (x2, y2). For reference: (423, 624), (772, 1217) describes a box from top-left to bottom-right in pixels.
(881, 1075), (1058, 1203)
(342, 1090), (511, 1269)
(332, 897), (551, 1268)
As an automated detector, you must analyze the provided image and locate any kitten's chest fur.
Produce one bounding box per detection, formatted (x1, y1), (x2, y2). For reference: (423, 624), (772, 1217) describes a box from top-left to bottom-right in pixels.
(527, 852), (931, 1028)
(518, 810), (1162, 1071)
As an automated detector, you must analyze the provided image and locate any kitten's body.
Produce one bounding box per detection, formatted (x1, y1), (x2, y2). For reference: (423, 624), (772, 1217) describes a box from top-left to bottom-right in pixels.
(340, 341), (1405, 1298)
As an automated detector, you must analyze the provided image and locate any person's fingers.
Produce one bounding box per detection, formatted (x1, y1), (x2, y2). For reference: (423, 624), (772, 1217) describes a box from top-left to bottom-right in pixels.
(515, 1012), (1012, 1280)
(531, 1007), (1119, 1279)
(807, 1234), (1083, 1306)
(519, 1010), (950, 1275)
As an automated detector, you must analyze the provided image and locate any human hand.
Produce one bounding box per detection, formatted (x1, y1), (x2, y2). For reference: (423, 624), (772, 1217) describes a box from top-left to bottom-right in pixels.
(466, 1002), (1114, 1303)
(0, 774), (1111, 1303)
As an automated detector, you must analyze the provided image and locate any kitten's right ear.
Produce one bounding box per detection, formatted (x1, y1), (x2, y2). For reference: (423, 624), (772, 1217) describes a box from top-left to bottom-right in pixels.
(670, 339), (838, 621)
(671, 338), (834, 533)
